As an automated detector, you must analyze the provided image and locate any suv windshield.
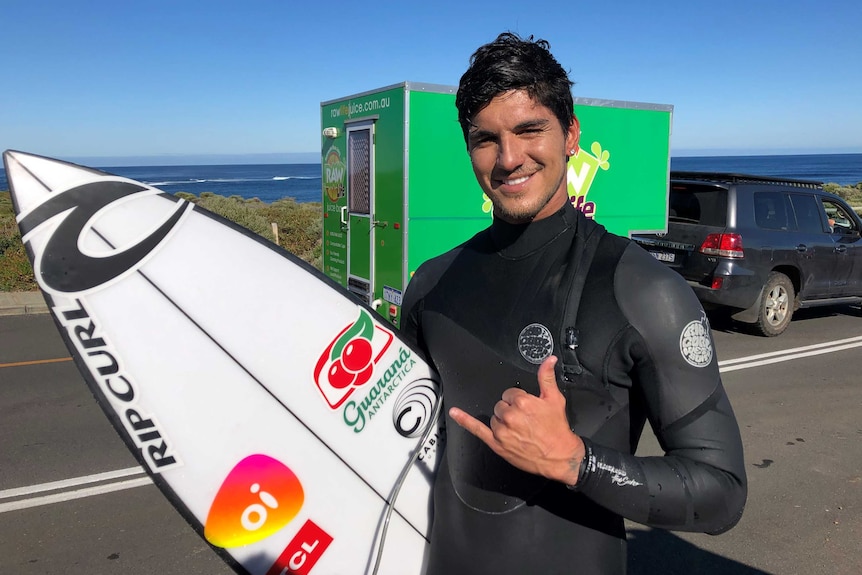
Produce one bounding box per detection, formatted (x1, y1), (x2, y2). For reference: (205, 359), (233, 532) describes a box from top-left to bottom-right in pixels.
(669, 184), (727, 226)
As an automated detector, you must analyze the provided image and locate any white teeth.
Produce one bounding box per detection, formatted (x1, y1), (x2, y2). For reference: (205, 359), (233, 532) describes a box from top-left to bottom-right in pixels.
(505, 175), (530, 186)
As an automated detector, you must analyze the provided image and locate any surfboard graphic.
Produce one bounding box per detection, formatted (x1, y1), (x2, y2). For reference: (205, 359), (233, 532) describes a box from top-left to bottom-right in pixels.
(3, 150), (443, 575)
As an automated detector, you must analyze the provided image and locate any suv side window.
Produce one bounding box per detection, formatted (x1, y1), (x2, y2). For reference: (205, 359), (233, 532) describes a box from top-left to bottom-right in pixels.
(789, 193), (824, 233)
(754, 191), (794, 230)
(822, 198), (860, 234)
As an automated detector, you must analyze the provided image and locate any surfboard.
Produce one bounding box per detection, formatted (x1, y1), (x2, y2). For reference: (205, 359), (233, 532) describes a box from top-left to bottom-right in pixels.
(3, 150), (443, 575)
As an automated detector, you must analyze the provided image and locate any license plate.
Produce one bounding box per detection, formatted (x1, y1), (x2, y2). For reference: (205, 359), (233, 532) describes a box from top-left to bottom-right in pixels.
(383, 285), (403, 306)
(649, 251), (675, 263)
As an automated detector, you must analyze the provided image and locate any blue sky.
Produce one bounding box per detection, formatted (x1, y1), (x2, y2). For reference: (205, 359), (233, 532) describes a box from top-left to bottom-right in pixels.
(2, 0), (860, 164)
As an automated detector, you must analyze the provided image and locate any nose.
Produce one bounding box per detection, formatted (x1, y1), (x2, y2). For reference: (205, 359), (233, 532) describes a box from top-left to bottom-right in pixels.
(496, 133), (524, 171)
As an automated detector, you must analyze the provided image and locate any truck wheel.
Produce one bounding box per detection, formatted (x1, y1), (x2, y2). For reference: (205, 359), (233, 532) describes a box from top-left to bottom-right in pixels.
(754, 272), (795, 337)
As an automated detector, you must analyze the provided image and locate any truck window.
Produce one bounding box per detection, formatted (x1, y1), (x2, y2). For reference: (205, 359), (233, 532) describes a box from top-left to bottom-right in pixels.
(754, 191), (793, 231)
(669, 184), (727, 226)
(788, 193), (823, 233)
(348, 128), (372, 215)
(822, 198), (859, 234)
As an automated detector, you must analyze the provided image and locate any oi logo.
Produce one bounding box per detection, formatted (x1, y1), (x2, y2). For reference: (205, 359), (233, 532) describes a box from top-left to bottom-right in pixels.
(314, 308), (393, 409)
(204, 454), (305, 548)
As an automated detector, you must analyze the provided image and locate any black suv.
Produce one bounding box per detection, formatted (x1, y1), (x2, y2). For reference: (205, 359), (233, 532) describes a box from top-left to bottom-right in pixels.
(632, 172), (862, 336)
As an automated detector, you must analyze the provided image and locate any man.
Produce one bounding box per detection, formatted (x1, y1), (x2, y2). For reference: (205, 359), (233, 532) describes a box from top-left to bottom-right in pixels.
(401, 32), (747, 574)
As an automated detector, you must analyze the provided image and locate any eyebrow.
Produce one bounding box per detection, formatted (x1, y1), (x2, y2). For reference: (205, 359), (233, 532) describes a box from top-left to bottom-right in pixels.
(514, 118), (552, 131)
(468, 118), (552, 141)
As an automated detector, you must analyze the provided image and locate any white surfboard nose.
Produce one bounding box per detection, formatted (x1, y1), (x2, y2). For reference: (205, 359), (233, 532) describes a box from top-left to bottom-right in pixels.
(3, 150), (107, 215)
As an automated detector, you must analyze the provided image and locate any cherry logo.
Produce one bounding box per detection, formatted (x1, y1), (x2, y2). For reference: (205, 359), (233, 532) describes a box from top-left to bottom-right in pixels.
(314, 308), (393, 409)
(204, 454), (305, 548)
(328, 336), (374, 389)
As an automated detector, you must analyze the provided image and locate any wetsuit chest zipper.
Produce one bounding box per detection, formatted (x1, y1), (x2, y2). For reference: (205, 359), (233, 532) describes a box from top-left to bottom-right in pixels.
(558, 220), (605, 383)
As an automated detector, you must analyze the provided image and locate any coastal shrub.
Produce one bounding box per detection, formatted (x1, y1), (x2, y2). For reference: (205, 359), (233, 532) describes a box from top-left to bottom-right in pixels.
(0, 192), (38, 291)
(0, 242), (37, 291)
(261, 198), (323, 269)
(823, 182), (862, 207)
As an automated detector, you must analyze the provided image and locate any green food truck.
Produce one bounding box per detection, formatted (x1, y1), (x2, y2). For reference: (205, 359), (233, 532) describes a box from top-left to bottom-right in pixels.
(320, 82), (672, 327)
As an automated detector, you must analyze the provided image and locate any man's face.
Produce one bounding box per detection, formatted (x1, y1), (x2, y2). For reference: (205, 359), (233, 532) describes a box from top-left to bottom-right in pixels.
(467, 89), (579, 224)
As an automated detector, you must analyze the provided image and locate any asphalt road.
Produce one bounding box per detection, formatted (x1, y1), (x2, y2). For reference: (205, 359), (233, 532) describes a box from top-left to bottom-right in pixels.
(2, 307), (861, 575)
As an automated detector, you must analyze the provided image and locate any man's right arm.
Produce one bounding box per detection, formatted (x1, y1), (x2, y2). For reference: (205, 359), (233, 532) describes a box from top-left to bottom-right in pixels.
(400, 249), (461, 352)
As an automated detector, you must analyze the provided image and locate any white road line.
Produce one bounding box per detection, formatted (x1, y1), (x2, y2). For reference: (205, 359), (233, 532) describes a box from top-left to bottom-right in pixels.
(719, 336), (862, 373)
(0, 466), (144, 499)
(718, 335), (862, 367)
(0, 476), (152, 513)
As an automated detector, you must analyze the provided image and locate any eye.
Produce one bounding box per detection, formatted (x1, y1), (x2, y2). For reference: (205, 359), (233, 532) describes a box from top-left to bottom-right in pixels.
(468, 136), (496, 151)
(515, 128), (544, 140)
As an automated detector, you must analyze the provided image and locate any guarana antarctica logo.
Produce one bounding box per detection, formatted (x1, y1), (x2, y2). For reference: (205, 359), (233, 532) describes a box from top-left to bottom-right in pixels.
(517, 323), (554, 365)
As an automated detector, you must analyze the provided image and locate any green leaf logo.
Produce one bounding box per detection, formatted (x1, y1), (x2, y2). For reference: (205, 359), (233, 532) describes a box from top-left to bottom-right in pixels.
(590, 141), (610, 170)
(331, 308), (375, 360)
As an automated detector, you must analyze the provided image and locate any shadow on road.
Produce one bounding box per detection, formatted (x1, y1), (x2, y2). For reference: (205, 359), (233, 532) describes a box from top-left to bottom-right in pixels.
(628, 529), (773, 575)
(704, 309), (747, 335)
(705, 304), (862, 336)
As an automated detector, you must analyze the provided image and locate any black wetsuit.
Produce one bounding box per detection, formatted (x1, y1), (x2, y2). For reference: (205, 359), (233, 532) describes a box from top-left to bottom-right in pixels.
(401, 202), (747, 575)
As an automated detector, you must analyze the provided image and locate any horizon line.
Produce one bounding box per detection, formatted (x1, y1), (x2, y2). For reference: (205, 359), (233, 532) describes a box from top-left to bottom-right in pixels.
(2, 148), (860, 169)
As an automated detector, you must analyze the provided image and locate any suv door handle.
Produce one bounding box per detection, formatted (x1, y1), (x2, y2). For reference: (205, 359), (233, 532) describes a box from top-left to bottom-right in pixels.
(796, 244), (808, 253)
(835, 244), (847, 253)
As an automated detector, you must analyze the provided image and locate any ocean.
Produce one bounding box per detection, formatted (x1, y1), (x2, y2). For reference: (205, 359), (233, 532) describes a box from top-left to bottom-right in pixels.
(0, 162), (323, 204)
(1, 154), (860, 202)
(670, 153), (862, 186)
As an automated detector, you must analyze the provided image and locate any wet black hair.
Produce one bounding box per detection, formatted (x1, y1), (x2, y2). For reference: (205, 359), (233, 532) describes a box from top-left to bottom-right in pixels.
(456, 32), (575, 144)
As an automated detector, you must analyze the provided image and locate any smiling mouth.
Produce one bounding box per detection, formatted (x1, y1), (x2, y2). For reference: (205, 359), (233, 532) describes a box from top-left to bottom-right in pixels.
(494, 170), (536, 189)
(504, 174), (531, 186)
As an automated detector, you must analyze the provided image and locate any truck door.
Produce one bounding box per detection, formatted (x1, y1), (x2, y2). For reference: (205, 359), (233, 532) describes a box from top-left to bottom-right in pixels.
(344, 120), (375, 305)
(822, 197), (862, 296)
(787, 192), (836, 298)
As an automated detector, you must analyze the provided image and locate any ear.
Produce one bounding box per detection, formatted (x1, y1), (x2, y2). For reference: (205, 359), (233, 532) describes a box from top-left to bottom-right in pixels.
(566, 116), (580, 156)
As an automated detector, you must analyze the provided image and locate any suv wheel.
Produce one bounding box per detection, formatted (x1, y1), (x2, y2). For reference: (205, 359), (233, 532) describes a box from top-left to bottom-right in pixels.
(754, 272), (795, 337)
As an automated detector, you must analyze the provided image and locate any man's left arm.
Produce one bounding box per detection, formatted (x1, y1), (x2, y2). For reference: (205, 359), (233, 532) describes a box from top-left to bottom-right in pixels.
(573, 245), (747, 534)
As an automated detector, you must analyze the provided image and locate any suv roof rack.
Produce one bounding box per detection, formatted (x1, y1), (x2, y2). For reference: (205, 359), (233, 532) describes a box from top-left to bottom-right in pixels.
(670, 171), (823, 189)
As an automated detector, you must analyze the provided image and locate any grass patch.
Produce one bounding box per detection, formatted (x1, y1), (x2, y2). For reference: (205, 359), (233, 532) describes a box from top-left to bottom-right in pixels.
(1, 190), (323, 292)
(0, 192), (37, 291)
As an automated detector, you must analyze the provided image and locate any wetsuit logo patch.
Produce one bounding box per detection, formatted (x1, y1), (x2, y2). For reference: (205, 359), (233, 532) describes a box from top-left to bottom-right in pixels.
(679, 312), (713, 368)
(517, 323), (553, 364)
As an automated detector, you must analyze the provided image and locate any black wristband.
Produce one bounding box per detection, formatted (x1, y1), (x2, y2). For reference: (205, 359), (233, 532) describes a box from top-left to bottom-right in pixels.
(566, 441), (594, 491)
